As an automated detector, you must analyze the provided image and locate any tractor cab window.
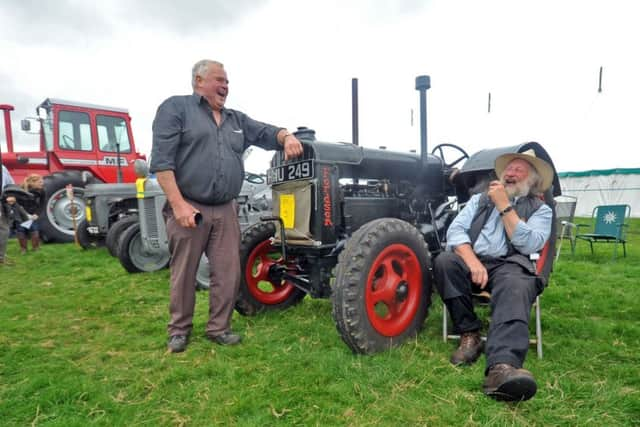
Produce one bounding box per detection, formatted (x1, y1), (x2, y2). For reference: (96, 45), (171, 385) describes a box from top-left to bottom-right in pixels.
(58, 111), (92, 151)
(97, 115), (131, 153)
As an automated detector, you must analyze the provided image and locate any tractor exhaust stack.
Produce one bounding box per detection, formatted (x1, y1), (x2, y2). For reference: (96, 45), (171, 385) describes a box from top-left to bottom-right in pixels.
(415, 75), (431, 165)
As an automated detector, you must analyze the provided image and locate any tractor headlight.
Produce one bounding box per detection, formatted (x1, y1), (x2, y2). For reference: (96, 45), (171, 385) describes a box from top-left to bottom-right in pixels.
(134, 159), (149, 178)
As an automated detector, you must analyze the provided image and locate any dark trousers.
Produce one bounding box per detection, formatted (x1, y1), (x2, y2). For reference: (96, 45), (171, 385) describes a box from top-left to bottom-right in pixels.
(434, 251), (543, 370)
(0, 220), (9, 261)
(166, 199), (240, 337)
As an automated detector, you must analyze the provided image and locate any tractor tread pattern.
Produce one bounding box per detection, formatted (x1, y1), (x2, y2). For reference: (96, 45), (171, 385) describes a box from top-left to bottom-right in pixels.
(332, 218), (432, 354)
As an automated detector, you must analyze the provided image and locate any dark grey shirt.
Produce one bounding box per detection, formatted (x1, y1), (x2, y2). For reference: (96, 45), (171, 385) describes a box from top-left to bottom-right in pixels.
(150, 93), (282, 205)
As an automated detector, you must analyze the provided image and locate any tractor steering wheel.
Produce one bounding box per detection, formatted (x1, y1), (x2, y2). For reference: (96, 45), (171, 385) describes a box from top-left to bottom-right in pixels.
(431, 143), (469, 169)
(61, 134), (75, 149)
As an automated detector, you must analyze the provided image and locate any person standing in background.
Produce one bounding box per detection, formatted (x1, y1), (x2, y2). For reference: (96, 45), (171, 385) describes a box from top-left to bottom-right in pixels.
(16, 174), (45, 252)
(1, 163), (15, 264)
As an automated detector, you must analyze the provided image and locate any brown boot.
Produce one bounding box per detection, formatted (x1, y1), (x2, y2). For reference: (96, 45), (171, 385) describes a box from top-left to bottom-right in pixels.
(450, 331), (483, 366)
(30, 232), (40, 251)
(18, 236), (28, 254)
(483, 363), (537, 401)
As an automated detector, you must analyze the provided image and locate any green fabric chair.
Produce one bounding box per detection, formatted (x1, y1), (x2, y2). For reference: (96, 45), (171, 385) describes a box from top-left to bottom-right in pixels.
(575, 204), (631, 258)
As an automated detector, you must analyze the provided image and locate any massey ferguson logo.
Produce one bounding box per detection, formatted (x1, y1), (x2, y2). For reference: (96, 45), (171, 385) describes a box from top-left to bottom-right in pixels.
(322, 167), (333, 227)
(99, 156), (128, 166)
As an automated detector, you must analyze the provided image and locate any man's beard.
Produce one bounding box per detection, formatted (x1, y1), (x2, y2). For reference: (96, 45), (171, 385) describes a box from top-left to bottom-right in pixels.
(502, 179), (531, 198)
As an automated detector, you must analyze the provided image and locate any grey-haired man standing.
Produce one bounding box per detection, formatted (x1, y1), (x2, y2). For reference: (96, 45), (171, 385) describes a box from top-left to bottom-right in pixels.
(151, 59), (302, 353)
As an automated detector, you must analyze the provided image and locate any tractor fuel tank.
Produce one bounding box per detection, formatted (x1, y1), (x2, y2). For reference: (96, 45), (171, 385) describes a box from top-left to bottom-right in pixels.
(270, 139), (445, 185)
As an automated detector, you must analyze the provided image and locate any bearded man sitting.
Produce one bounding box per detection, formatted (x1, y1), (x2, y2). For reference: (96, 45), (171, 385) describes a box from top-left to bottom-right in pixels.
(434, 149), (553, 402)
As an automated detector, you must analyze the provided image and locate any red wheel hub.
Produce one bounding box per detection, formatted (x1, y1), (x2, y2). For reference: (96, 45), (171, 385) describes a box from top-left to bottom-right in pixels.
(365, 244), (422, 337)
(245, 240), (297, 305)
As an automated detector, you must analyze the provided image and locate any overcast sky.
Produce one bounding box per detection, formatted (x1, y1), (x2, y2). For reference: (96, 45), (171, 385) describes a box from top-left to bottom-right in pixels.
(1, 0), (639, 174)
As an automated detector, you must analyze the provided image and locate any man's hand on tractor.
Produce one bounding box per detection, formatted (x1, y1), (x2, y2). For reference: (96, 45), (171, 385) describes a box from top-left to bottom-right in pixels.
(279, 130), (303, 160)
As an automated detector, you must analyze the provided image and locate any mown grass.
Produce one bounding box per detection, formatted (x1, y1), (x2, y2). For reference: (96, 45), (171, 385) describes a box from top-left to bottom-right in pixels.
(1, 220), (639, 426)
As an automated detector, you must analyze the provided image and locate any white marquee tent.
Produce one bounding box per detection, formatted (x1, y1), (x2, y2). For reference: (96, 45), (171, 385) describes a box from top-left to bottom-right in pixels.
(558, 168), (640, 218)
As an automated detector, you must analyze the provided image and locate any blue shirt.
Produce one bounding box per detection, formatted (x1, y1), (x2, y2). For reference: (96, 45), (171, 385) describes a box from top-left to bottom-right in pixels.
(446, 193), (552, 256)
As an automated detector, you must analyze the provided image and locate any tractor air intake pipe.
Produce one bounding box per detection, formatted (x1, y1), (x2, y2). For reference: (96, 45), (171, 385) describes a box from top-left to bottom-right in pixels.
(415, 75), (431, 166)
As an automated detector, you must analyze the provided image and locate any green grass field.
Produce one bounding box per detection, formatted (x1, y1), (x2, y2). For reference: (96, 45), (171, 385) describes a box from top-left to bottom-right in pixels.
(1, 220), (639, 426)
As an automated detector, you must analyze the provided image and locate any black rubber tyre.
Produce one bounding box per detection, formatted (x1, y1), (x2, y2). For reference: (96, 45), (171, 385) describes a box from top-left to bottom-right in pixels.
(40, 171), (88, 243)
(77, 219), (102, 249)
(332, 218), (432, 354)
(117, 222), (170, 273)
(195, 254), (210, 291)
(106, 216), (138, 257)
(235, 222), (306, 316)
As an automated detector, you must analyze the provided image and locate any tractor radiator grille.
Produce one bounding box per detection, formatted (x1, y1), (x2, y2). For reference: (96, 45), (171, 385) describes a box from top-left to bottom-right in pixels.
(143, 198), (161, 249)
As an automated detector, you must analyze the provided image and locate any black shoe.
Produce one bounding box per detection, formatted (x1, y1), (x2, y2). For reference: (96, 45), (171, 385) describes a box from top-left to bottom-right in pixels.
(450, 331), (484, 366)
(208, 331), (242, 346)
(167, 335), (189, 353)
(483, 363), (537, 401)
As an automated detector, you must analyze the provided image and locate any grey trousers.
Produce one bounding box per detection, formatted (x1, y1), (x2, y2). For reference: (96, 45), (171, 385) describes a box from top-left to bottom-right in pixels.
(434, 251), (543, 370)
(165, 199), (241, 337)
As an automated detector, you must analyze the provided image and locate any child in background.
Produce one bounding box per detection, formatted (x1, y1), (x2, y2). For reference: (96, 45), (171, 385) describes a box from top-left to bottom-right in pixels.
(19, 174), (45, 252)
(1, 195), (31, 256)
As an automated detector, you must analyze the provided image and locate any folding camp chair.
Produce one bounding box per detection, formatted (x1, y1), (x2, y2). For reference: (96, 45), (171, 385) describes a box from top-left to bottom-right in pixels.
(554, 195), (578, 261)
(575, 204), (631, 259)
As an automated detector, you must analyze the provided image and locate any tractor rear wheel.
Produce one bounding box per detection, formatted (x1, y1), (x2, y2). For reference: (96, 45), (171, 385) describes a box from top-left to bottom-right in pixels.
(332, 218), (431, 354)
(40, 171), (92, 243)
(117, 222), (170, 273)
(105, 216), (138, 257)
(235, 222), (306, 316)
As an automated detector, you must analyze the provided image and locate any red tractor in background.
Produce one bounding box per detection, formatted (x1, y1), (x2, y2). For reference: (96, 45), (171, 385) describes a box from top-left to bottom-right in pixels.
(1, 99), (146, 242)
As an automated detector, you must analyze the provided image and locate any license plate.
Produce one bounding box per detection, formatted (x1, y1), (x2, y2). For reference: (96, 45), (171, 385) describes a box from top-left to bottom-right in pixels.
(267, 160), (314, 185)
(280, 194), (295, 229)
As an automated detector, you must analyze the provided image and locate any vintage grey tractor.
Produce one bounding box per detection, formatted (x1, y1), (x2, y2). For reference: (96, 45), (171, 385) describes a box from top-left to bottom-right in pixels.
(114, 162), (272, 289)
(234, 75), (561, 354)
(78, 182), (138, 249)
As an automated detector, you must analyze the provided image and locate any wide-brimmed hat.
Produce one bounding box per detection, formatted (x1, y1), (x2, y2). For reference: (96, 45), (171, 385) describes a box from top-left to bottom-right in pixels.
(494, 149), (554, 192)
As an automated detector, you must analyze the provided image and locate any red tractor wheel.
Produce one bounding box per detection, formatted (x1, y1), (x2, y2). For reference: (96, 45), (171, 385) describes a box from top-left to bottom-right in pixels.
(332, 218), (432, 354)
(236, 222), (306, 316)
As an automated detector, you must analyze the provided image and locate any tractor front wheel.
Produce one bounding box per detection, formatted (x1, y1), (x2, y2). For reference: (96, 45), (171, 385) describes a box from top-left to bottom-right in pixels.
(105, 216), (138, 257)
(235, 222), (306, 316)
(77, 219), (102, 249)
(195, 254), (210, 291)
(117, 222), (170, 273)
(332, 218), (431, 354)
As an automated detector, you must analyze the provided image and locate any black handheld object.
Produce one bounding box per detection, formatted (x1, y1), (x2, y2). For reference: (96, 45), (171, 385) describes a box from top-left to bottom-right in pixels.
(194, 212), (203, 226)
